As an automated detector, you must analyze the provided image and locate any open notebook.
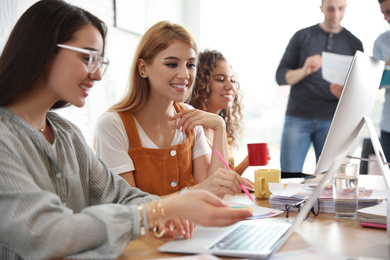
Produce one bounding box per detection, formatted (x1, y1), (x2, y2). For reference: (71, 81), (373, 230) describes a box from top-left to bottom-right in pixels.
(159, 51), (386, 259)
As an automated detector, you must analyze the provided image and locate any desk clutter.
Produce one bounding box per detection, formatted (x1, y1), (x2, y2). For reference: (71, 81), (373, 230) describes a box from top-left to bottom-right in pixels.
(268, 183), (387, 214)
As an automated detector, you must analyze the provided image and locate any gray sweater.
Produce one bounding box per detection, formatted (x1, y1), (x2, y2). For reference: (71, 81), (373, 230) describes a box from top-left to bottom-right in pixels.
(0, 107), (159, 259)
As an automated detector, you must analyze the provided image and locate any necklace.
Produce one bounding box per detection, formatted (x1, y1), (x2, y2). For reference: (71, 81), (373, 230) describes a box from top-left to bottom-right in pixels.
(10, 106), (46, 133)
(39, 121), (46, 132)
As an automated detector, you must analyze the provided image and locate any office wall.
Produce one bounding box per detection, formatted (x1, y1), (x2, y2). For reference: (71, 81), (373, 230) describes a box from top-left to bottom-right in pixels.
(1, 0), (388, 173)
(0, 0), (198, 147)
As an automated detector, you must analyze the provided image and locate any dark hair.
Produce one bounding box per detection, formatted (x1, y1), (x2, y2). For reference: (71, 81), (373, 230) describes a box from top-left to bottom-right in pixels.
(0, 0), (107, 108)
(379, 0), (386, 3)
(187, 49), (243, 148)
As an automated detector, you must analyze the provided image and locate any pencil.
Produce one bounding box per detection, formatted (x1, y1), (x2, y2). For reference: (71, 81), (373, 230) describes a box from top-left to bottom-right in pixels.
(214, 150), (254, 202)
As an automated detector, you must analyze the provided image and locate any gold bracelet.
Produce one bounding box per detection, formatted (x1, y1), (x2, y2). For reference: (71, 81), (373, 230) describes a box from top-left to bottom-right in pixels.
(137, 205), (146, 238)
(153, 202), (165, 238)
(148, 201), (166, 238)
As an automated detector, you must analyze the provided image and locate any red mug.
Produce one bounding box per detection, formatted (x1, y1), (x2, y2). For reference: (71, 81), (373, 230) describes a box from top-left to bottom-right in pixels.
(247, 143), (268, 166)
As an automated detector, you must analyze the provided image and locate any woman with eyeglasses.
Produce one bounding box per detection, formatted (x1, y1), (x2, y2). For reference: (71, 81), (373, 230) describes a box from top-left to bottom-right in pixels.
(0, 1), (252, 259)
(94, 21), (255, 198)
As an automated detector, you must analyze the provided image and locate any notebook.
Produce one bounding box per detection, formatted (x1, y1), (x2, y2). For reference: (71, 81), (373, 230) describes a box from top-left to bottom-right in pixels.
(357, 203), (387, 226)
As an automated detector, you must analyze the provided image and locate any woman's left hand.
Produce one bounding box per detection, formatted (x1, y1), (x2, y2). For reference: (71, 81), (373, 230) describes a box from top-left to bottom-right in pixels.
(172, 109), (225, 132)
(242, 177), (255, 188)
(163, 218), (196, 239)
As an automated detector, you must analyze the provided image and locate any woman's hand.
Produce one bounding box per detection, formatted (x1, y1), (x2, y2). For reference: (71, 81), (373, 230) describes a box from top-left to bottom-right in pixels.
(161, 190), (252, 227)
(163, 218), (196, 239)
(242, 177), (255, 188)
(172, 109), (225, 132)
(194, 168), (254, 198)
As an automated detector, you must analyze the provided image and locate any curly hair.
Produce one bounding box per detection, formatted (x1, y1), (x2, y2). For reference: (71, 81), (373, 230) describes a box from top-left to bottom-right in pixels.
(187, 49), (244, 148)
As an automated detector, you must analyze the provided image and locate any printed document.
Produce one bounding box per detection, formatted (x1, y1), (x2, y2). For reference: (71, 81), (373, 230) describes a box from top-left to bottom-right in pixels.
(322, 51), (353, 85)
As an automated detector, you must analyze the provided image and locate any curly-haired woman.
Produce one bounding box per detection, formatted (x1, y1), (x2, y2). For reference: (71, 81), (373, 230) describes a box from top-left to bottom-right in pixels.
(188, 50), (268, 176)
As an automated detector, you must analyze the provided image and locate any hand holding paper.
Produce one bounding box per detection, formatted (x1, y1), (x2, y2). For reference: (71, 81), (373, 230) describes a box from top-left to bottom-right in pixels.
(329, 83), (343, 98)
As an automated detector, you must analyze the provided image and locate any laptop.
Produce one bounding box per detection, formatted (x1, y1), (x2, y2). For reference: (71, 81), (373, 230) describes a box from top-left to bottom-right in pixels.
(158, 175), (325, 260)
(159, 51), (385, 259)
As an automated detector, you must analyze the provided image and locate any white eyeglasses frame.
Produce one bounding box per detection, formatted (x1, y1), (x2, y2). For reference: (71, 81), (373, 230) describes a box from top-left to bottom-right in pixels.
(56, 44), (109, 75)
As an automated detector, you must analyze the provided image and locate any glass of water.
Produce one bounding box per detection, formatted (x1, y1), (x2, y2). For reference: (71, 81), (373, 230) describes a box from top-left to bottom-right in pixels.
(333, 163), (359, 219)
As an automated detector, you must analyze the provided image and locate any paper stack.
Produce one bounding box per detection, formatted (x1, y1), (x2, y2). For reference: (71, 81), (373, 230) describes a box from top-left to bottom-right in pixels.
(268, 183), (387, 213)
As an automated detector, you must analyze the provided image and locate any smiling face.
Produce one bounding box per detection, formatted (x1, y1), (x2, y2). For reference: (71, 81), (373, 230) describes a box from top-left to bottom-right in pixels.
(320, 0), (346, 33)
(142, 41), (197, 104)
(45, 24), (104, 108)
(206, 61), (237, 114)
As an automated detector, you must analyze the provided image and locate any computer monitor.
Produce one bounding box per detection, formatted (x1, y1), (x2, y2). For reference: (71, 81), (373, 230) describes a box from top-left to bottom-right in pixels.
(307, 50), (390, 239)
(314, 51), (386, 179)
(281, 50), (390, 246)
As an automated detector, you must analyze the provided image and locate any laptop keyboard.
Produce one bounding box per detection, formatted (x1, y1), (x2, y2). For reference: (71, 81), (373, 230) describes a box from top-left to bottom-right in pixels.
(210, 223), (287, 251)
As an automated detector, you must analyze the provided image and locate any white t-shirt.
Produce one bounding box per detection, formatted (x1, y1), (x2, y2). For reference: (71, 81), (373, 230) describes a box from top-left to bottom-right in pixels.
(94, 104), (211, 175)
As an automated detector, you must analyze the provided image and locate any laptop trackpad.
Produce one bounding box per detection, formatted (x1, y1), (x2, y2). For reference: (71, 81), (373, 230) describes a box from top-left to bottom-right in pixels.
(159, 225), (235, 253)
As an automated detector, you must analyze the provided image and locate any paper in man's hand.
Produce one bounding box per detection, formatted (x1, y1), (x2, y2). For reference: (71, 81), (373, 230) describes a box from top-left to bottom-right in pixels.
(322, 51), (354, 85)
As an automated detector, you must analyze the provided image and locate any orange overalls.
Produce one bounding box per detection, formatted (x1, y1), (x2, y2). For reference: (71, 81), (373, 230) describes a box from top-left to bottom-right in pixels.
(118, 102), (196, 196)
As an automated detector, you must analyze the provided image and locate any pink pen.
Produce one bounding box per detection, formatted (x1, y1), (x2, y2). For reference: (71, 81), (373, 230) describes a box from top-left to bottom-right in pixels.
(214, 150), (254, 202)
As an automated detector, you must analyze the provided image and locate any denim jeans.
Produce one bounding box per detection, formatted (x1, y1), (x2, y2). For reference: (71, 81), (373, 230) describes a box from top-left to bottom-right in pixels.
(280, 115), (332, 173)
(380, 130), (390, 162)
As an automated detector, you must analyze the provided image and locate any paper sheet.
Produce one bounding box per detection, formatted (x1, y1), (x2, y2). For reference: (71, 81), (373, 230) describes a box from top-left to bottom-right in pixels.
(227, 201), (283, 219)
(321, 51), (353, 85)
(357, 202), (387, 217)
(269, 183), (305, 197)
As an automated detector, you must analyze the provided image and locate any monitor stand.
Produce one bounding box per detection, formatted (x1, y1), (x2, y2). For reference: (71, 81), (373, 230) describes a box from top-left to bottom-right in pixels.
(291, 116), (390, 238)
(346, 116), (390, 239)
(346, 116), (390, 189)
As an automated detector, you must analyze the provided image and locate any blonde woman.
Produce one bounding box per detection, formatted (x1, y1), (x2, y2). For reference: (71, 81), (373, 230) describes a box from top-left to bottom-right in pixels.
(95, 21), (254, 197)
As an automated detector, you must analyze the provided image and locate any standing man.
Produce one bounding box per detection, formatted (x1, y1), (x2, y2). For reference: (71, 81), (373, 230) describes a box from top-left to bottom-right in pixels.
(275, 0), (363, 173)
(374, 0), (390, 162)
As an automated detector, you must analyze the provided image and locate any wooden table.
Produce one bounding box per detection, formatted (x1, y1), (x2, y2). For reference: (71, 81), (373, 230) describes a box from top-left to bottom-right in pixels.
(117, 175), (390, 259)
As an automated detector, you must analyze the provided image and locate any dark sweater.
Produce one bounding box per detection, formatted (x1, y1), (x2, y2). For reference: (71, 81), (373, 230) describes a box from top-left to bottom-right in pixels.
(276, 24), (363, 120)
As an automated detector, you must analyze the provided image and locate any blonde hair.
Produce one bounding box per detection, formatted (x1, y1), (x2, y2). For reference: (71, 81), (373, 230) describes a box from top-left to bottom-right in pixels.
(109, 21), (198, 112)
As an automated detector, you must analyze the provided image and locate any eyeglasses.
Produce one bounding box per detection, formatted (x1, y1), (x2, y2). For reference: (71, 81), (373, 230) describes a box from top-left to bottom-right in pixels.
(285, 199), (320, 220)
(57, 44), (109, 75)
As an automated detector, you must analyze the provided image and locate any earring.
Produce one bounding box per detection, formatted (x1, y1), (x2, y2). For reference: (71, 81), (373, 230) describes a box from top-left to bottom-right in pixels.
(141, 73), (144, 76)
